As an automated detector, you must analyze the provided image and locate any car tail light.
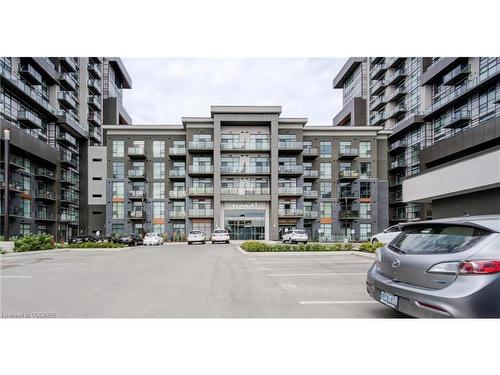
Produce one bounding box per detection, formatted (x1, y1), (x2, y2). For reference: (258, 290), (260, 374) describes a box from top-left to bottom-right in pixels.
(427, 262), (460, 275)
(458, 260), (500, 274)
(375, 248), (382, 263)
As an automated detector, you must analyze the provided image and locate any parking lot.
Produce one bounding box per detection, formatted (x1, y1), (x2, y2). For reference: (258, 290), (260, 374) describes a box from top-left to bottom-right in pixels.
(1, 243), (403, 318)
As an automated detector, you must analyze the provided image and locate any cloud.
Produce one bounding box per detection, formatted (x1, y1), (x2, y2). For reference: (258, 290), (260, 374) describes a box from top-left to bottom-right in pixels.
(121, 58), (347, 125)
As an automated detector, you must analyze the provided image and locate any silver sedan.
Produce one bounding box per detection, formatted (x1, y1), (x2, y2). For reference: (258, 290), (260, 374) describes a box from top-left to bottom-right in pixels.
(366, 215), (500, 318)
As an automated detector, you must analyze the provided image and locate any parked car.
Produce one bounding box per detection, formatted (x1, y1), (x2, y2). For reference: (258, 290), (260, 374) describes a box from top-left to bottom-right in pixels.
(70, 235), (96, 244)
(370, 224), (402, 244)
(143, 232), (164, 246)
(211, 228), (230, 244)
(282, 229), (308, 244)
(187, 230), (205, 245)
(119, 234), (143, 247)
(95, 235), (114, 243)
(366, 215), (500, 318)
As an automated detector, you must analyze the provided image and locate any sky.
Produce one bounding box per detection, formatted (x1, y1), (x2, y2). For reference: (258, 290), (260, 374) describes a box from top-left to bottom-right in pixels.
(121, 58), (348, 125)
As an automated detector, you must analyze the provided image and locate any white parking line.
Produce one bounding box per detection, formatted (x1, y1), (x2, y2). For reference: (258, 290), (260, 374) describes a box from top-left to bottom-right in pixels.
(300, 300), (377, 305)
(279, 282), (298, 289)
(1, 275), (33, 279)
(267, 273), (366, 277)
(254, 260), (372, 264)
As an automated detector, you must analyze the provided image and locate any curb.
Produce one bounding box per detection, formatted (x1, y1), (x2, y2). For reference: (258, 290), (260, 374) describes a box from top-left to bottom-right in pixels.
(236, 246), (375, 258)
(1, 247), (130, 257)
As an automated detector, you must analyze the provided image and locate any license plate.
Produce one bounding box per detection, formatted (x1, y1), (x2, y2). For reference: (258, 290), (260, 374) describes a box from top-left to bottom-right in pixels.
(380, 291), (398, 309)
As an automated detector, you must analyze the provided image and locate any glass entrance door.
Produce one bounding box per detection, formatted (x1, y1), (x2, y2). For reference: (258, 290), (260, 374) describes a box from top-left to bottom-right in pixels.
(224, 210), (265, 240)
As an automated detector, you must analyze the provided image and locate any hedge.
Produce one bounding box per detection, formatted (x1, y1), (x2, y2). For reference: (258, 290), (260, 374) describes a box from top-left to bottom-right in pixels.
(358, 241), (385, 253)
(65, 242), (124, 249)
(240, 240), (355, 252)
(14, 234), (55, 252)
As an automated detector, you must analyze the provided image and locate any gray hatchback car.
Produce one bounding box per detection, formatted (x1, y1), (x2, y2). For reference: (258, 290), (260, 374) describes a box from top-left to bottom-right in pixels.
(366, 215), (500, 318)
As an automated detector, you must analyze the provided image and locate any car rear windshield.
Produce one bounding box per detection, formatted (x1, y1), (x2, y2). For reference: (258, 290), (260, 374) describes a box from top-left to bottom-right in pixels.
(214, 230), (227, 234)
(145, 233), (157, 237)
(391, 224), (490, 255)
(190, 231), (202, 235)
(293, 230), (306, 234)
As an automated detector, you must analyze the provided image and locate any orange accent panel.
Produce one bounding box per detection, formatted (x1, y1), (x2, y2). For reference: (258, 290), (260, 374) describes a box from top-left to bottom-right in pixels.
(320, 218), (332, 224)
(112, 197), (124, 203)
(360, 198), (371, 203)
(152, 218), (165, 225)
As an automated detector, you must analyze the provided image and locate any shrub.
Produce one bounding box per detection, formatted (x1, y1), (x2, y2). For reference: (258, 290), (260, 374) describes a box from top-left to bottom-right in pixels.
(13, 234), (55, 252)
(0, 249), (6, 255)
(359, 241), (385, 253)
(343, 243), (353, 251)
(240, 241), (346, 252)
(66, 242), (124, 249)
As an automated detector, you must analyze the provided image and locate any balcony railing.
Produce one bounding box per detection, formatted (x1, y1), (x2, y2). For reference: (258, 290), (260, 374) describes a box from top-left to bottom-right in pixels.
(35, 168), (56, 181)
(17, 110), (42, 129)
(36, 212), (56, 221)
(443, 109), (471, 129)
(278, 187), (303, 195)
(188, 187), (214, 195)
(188, 141), (214, 150)
(387, 68), (407, 85)
(60, 57), (78, 72)
(128, 190), (146, 199)
(57, 131), (77, 146)
(303, 211), (319, 219)
(370, 95), (388, 111)
(278, 209), (303, 217)
(338, 148), (359, 158)
(389, 160), (407, 170)
(188, 209), (214, 217)
(35, 191), (56, 200)
(57, 91), (77, 109)
(339, 210), (360, 220)
(88, 96), (101, 110)
(60, 151), (78, 167)
(220, 165), (270, 174)
(389, 140), (407, 153)
(370, 112), (387, 126)
(169, 169), (186, 178)
(278, 165), (303, 174)
(386, 57), (405, 69)
(220, 187), (270, 195)
(387, 104), (407, 119)
(59, 73), (77, 91)
(87, 63), (102, 79)
(87, 79), (102, 94)
(88, 111), (101, 125)
(303, 190), (319, 199)
(89, 127), (102, 143)
(169, 211), (186, 219)
(339, 191), (359, 199)
(168, 147), (186, 156)
(220, 142), (271, 151)
(387, 86), (407, 102)
(188, 165), (214, 174)
(19, 63), (43, 85)
(278, 141), (303, 150)
(127, 146), (146, 158)
(339, 170), (360, 179)
(128, 170), (146, 179)
(128, 211), (146, 219)
(371, 80), (388, 95)
(303, 169), (319, 178)
(442, 64), (471, 86)
(303, 147), (319, 157)
(370, 63), (388, 80)
(168, 190), (186, 199)
(60, 213), (78, 223)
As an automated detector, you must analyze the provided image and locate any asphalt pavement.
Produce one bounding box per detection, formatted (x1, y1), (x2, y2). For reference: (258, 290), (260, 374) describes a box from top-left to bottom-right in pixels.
(0, 243), (404, 318)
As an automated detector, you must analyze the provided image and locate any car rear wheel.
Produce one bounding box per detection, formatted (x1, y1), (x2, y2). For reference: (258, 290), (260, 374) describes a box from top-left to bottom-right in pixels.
(226, 240), (230, 244)
(371, 238), (379, 244)
(202, 241), (206, 244)
(188, 241), (192, 245)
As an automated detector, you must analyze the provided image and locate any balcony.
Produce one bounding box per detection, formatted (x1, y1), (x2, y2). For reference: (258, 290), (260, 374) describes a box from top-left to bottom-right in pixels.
(87, 79), (102, 94)
(188, 187), (214, 196)
(127, 146), (146, 159)
(389, 160), (407, 171)
(61, 192), (79, 205)
(339, 210), (360, 220)
(60, 57), (78, 72)
(188, 209), (214, 218)
(169, 169), (186, 179)
(338, 148), (359, 159)
(60, 213), (79, 224)
(60, 151), (78, 168)
(61, 172), (77, 185)
(35, 191), (56, 201)
(35, 212), (56, 222)
(303, 211), (319, 220)
(370, 63), (387, 80)
(35, 168), (56, 182)
(59, 73), (77, 91)
(57, 91), (77, 110)
(303, 190), (319, 199)
(187, 141), (213, 151)
(303, 169), (319, 179)
(278, 187), (303, 196)
(303, 147), (319, 158)
(387, 86), (407, 102)
(87, 63), (102, 79)
(221, 187), (270, 195)
(220, 142), (245, 151)
(391, 193), (404, 204)
(17, 110), (42, 129)
(338, 170), (359, 181)
(128, 190), (146, 200)
(278, 165), (303, 175)
(128, 211), (146, 220)
(57, 131), (77, 147)
(389, 179), (403, 189)
(387, 68), (407, 86)
(371, 80), (387, 95)
(88, 96), (101, 110)
(188, 165), (214, 175)
(19, 64), (42, 85)
(278, 209), (303, 218)
(168, 147), (186, 157)
(370, 112), (387, 126)
(389, 140), (407, 154)
(169, 211), (186, 219)
(220, 166), (270, 174)
(88, 111), (101, 126)
(244, 142), (271, 151)
(339, 191), (359, 200)
(386, 57), (405, 69)
(370, 96), (388, 111)
(278, 141), (303, 152)
(387, 104), (407, 119)
(127, 169), (146, 179)
(442, 65), (470, 86)
(0, 68), (58, 119)
(443, 109), (471, 129)
(169, 190), (186, 199)
(89, 127), (102, 143)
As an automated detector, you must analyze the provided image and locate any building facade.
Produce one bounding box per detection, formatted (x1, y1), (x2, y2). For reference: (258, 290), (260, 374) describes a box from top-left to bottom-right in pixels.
(1, 57), (131, 241)
(94, 106), (390, 242)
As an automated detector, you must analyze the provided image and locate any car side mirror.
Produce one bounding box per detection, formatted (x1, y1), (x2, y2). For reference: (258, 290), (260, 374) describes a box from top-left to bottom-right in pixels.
(383, 229), (388, 233)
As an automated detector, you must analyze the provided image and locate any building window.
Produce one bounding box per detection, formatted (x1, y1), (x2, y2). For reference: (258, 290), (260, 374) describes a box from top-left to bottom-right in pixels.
(319, 224), (332, 242)
(172, 223), (186, 239)
(360, 203), (371, 219)
(360, 162), (371, 179)
(152, 224), (165, 235)
(112, 182), (124, 198)
(360, 223), (372, 241)
(153, 201), (165, 218)
(360, 182), (371, 198)
(112, 202), (124, 219)
(153, 141), (165, 158)
(340, 141), (351, 153)
(320, 141), (332, 158)
(20, 223), (31, 237)
(153, 182), (165, 199)
(320, 181), (332, 198)
(359, 141), (371, 158)
(112, 161), (124, 178)
(112, 224), (125, 237)
(320, 201), (332, 218)
(21, 198), (31, 218)
(320, 162), (332, 179)
(153, 162), (165, 179)
(112, 140), (124, 157)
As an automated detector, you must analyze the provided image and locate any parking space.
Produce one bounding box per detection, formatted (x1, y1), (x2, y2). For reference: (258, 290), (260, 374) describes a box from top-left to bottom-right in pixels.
(1, 244), (403, 318)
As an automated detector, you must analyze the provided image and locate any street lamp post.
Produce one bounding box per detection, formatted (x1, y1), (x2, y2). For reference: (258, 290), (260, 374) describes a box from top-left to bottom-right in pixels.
(3, 129), (10, 240)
